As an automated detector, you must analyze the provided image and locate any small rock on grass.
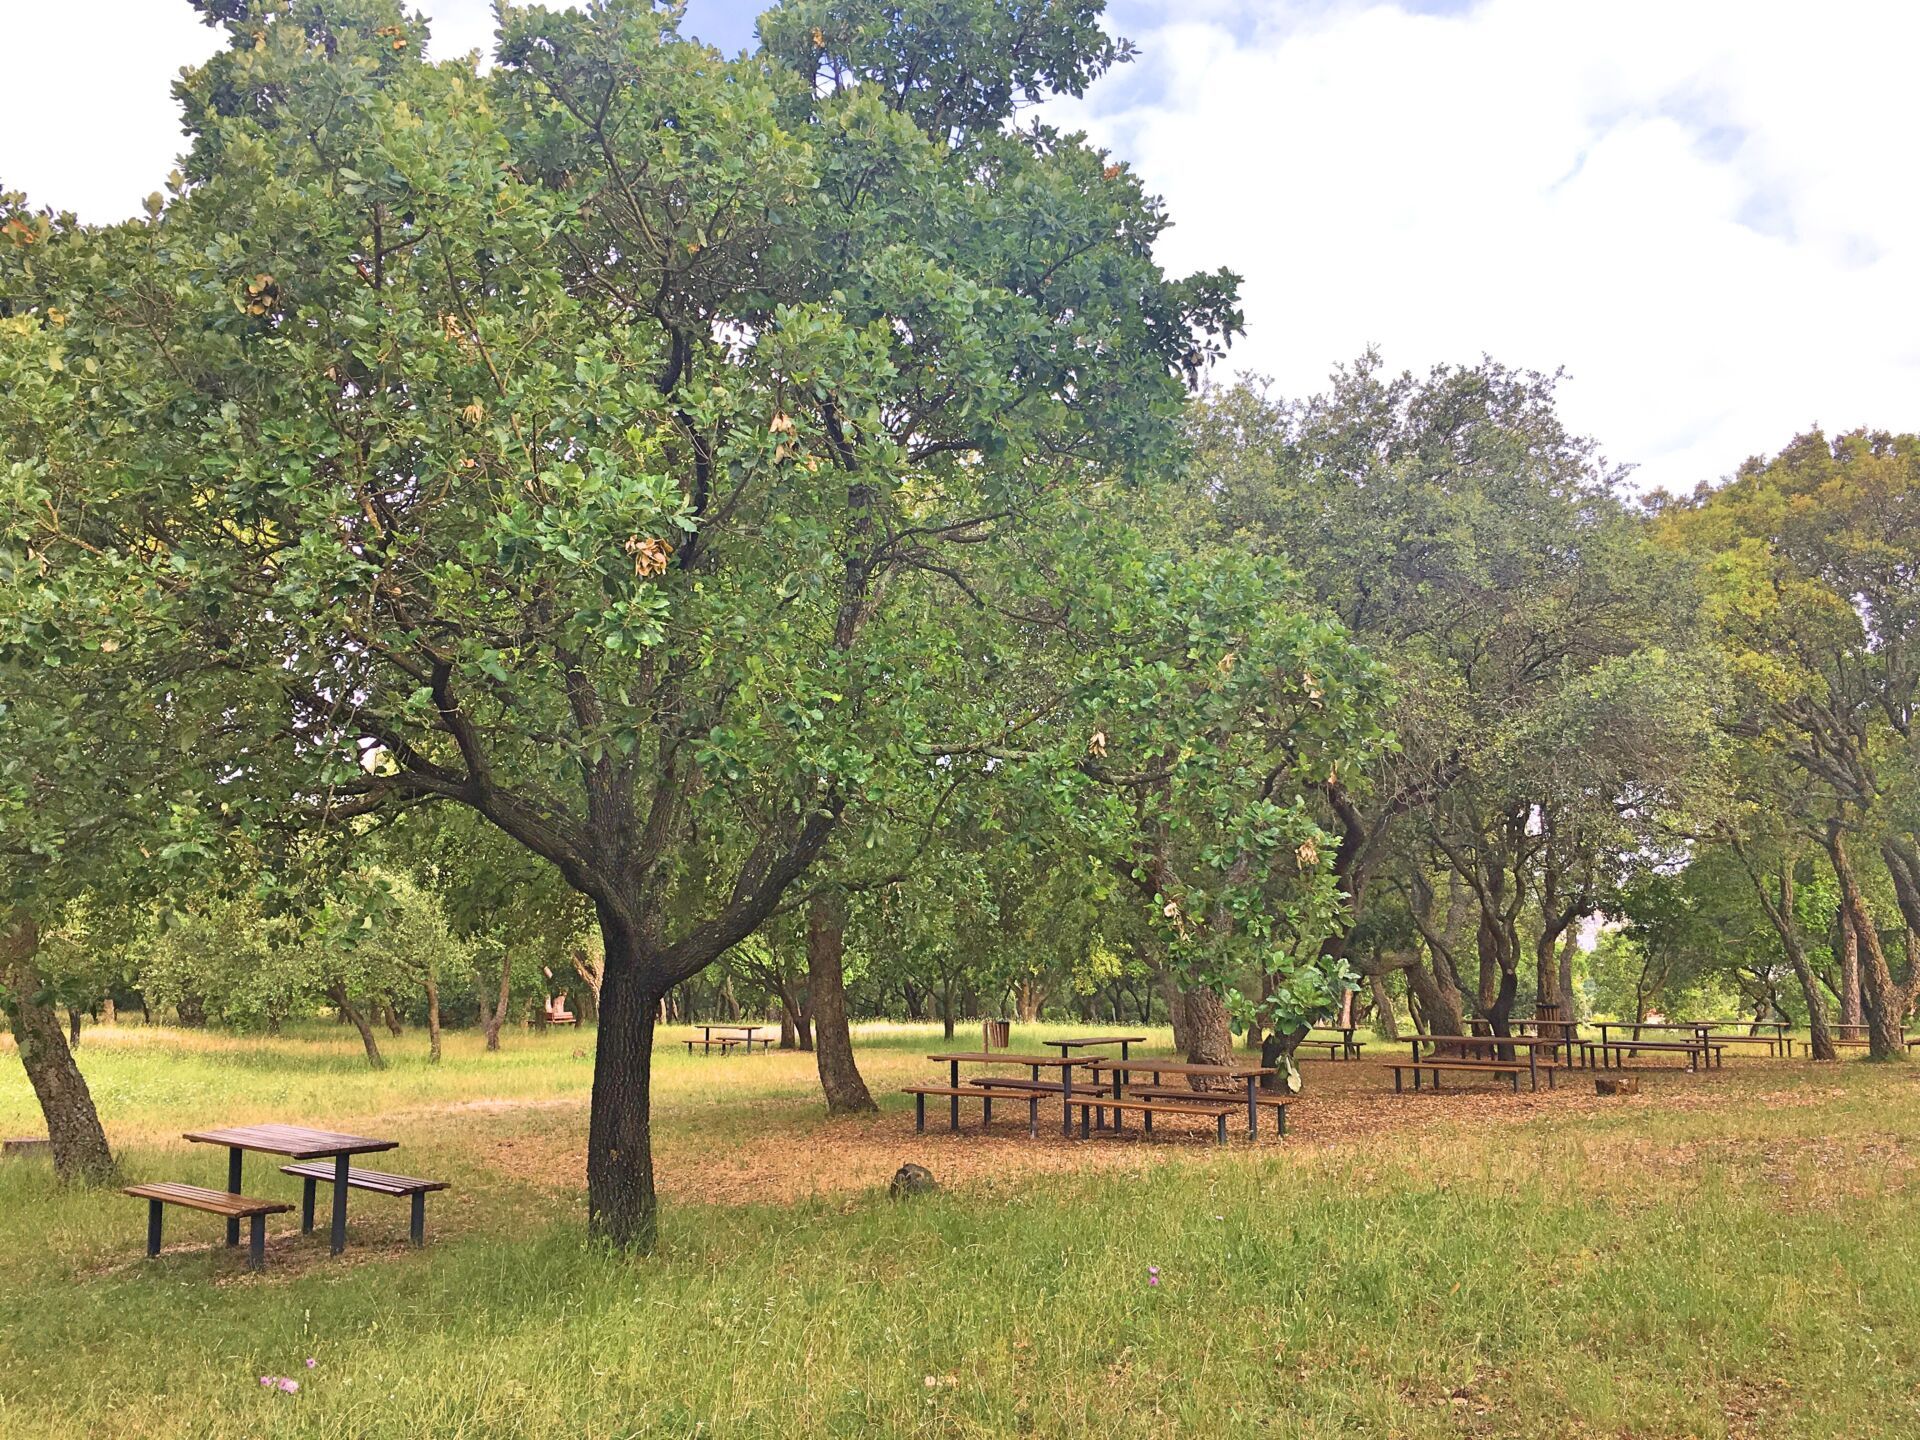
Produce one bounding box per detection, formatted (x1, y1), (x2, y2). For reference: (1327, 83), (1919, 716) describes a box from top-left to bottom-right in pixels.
(889, 1163), (938, 1199)
(1594, 1076), (1641, 1096)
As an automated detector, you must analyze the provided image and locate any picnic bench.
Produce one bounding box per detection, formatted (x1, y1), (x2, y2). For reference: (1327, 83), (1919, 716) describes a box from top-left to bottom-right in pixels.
(926, 1052), (1098, 1135)
(1589, 1023), (1720, 1070)
(541, 995), (577, 1027)
(1297, 1026), (1364, 1061)
(1069, 1093), (1239, 1144)
(686, 1024), (772, 1055)
(1082, 1058), (1279, 1139)
(902, 1084), (1058, 1137)
(123, 1182), (293, 1271)
(1390, 1035), (1566, 1093)
(183, 1123), (399, 1255)
(281, 1163), (449, 1246)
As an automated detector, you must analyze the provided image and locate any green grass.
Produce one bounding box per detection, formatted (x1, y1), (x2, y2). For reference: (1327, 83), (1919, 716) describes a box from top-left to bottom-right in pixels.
(4, 1024), (1920, 1437)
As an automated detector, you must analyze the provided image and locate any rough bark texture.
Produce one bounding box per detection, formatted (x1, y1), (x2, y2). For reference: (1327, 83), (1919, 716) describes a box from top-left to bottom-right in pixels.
(1159, 970), (1192, 1054)
(586, 951), (658, 1250)
(807, 893), (876, 1114)
(1827, 824), (1911, 1058)
(1369, 973), (1401, 1041)
(1182, 986), (1233, 1086)
(0, 912), (116, 1184)
(329, 985), (387, 1069)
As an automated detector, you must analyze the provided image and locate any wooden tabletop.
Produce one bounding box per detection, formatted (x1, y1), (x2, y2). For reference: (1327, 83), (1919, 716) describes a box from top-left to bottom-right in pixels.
(1051, 1036), (1147, 1049)
(1405, 1034), (1566, 1046)
(1083, 1058), (1274, 1077)
(926, 1052), (1096, 1067)
(183, 1123), (399, 1159)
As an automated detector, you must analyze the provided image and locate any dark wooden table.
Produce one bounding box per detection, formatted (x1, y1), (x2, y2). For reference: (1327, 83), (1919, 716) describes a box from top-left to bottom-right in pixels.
(927, 1052), (1099, 1135)
(693, 1024), (766, 1054)
(184, 1123), (397, 1255)
(1082, 1058), (1276, 1139)
(1403, 1033), (1573, 1090)
(1045, 1035), (1148, 1062)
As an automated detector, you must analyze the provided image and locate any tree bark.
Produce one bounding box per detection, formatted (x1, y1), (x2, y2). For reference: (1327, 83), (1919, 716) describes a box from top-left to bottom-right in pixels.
(1369, 973), (1401, 1041)
(425, 966), (443, 1064)
(0, 912), (116, 1184)
(483, 948), (513, 1053)
(1826, 823), (1910, 1059)
(1159, 970), (1191, 1053)
(1182, 986), (1233, 1071)
(586, 949), (659, 1250)
(807, 893), (876, 1114)
(1735, 844), (1836, 1061)
(327, 985), (386, 1069)
(1838, 905), (1863, 1029)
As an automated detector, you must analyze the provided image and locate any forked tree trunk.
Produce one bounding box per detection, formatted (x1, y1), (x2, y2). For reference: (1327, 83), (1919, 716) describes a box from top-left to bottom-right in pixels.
(483, 948), (513, 1053)
(329, 985), (386, 1070)
(0, 913), (115, 1184)
(1734, 844), (1836, 1061)
(587, 948), (659, 1250)
(807, 893), (875, 1114)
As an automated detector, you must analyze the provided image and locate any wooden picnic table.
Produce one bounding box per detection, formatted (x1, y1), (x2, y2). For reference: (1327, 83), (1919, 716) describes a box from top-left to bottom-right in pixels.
(690, 1023), (768, 1055)
(927, 1052), (1099, 1136)
(1405, 1033), (1581, 1090)
(1592, 1021), (1722, 1067)
(1301, 1026), (1364, 1060)
(184, 1123), (397, 1255)
(1081, 1058), (1276, 1139)
(1044, 1035), (1147, 1061)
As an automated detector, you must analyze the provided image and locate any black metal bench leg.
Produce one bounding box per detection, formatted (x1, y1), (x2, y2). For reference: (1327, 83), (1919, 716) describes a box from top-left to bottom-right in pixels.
(330, 1153), (350, 1256)
(982, 1096), (992, 1128)
(147, 1198), (163, 1257)
(301, 1177), (317, 1234)
(1216, 1113), (1227, 1145)
(1079, 1105), (1090, 1139)
(248, 1213), (266, 1271)
(410, 1192), (426, 1246)
(226, 1147), (244, 1247)
(1144, 1108), (1153, 1137)
(915, 1093), (926, 1132)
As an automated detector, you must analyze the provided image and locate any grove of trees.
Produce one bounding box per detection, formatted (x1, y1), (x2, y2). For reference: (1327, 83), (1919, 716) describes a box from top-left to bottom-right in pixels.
(5, 0), (1920, 1249)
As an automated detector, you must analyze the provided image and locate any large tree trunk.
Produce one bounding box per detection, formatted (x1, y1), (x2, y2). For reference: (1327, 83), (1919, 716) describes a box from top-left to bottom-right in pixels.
(940, 977), (956, 1039)
(586, 942), (659, 1251)
(327, 985), (386, 1069)
(0, 912), (116, 1184)
(425, 966), (443, 1064)
(483, 948), (513, 1053)
(807, 893), (875, 1114)
(1158, 970), (1191, 1053)
(1827, 824), (1910, 1059)
(1182, 986), (1233, 1072)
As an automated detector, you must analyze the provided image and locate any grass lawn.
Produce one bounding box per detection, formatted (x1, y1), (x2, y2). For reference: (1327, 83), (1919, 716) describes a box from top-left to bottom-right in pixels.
(4, 1022), (1920, 1438)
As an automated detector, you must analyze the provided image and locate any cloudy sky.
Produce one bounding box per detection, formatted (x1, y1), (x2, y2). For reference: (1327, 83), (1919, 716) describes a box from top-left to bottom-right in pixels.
(5, 0), (1915, 491)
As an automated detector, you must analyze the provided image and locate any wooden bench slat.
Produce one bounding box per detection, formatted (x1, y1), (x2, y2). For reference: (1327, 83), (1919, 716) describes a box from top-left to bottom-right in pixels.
(1073, 1096), (1237, 1116)
(1125, 1084), (1296, 1107)
(123, 1182), (294, 1218)
(278, 1163), (449, 1196)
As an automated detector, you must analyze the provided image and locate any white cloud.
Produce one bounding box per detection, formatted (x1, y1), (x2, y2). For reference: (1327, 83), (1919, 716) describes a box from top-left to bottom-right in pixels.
(1055, 0), (1920, 489)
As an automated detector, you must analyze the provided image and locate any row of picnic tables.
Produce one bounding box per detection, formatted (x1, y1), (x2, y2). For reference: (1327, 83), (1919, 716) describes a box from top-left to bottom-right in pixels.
(911, 1035), (1293, 1143)
(1395, 1018), (1803, 1092)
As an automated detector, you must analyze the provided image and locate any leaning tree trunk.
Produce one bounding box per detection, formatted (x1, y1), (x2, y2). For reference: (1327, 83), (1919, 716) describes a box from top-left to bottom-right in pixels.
(425, 966), (443, 1065)
(1826, 824), (1910, 1059)
(1735, 844), (1836, 1061)
(807, 893), (876, 1114)
(1159, 971), (1192, 1053)
(329, 985), (386, 1070)
(483, 948), (513, 1053)
(586, 944), (659, 1251)
(0, 913), (116, 1184)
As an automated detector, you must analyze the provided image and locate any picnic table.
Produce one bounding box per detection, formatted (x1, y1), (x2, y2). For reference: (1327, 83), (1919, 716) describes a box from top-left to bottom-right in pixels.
(1591, 1021), (1721, 1068)
(1044, 1035), (1147, 1062)
(688, 1023), (770, 1055)
(184, 1123), (397, 1255)
(1397, 1034), (1570, 1092)
(1082, 1058), (1277, 1139)
(927, 1052), (1098, 1135)
(1299, 1025), (1364, 1060)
